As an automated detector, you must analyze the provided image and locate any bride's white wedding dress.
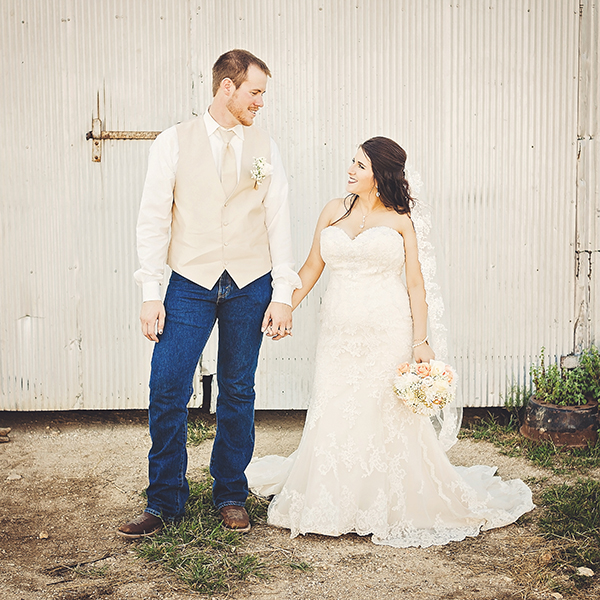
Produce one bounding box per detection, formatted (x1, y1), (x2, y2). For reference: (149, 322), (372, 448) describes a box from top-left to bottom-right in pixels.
(246, 225), (534, 548)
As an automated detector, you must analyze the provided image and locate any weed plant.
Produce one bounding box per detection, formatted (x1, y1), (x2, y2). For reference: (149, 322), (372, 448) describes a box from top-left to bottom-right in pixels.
(187, 418), (216, 446)
(530, 345), (600, 406)
(530, 347), (587, 406)
(579, 345), (600, 401)
(503, 384), (532, 412)
(136, 470), (269, 594)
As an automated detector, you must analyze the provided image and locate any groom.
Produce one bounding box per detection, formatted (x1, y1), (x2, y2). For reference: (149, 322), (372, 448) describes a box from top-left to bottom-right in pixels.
(118, 49), (300, 538)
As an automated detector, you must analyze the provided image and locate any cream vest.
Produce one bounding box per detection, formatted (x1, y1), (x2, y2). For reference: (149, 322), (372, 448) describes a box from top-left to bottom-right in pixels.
(167, 117), (273, 290)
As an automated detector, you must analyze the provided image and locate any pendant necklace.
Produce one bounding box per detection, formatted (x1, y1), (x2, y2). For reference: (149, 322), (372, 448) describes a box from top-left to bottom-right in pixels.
(359, 203), (377, 229)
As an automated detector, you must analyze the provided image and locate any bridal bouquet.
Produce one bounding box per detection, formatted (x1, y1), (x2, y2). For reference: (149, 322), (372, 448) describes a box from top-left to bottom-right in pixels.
(393, 360), (457, 416)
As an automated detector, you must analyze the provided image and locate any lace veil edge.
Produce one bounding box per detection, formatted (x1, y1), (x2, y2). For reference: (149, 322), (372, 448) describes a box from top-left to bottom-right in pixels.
(406, 166), (463, 451)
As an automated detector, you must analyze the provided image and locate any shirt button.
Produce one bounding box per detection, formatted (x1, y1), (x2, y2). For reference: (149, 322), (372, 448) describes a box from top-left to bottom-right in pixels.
(224, 242), (229, 246)
(223, 221), (229, 226)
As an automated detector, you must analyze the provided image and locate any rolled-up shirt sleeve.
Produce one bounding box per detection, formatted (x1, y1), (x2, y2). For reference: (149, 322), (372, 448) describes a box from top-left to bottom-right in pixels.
(264, 139), (302, 306)
(133, 127), (179, 302)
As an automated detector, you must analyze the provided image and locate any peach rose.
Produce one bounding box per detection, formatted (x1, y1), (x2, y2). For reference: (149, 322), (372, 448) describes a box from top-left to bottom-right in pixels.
(416, 363), (431, 377)
(397, 362), (411, 375)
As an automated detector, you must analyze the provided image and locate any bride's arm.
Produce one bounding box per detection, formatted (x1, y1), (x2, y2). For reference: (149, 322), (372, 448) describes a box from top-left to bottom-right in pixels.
(399, 214), (435, 363)
(291, 199), (340, 310)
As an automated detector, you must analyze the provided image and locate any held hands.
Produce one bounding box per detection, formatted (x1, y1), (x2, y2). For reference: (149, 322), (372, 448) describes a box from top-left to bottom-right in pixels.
(413, 341), (435, 363)
(261, 302), (293, 341)
(140, 300), (166, 342)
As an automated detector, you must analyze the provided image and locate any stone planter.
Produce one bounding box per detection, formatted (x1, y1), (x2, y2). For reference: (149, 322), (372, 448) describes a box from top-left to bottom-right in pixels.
(520, 395), (598, 448)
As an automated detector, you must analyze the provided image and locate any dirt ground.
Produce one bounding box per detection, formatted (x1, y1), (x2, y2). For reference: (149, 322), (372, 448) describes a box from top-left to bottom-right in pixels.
(0, 409), (597, 600)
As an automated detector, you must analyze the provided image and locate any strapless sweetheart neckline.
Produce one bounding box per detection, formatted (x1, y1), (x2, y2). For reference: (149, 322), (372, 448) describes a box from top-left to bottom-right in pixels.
(324, 225), (402, 242)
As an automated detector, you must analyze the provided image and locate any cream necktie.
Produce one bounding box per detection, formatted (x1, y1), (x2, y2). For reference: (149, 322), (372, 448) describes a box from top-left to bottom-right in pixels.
(219, 128), (237, 197)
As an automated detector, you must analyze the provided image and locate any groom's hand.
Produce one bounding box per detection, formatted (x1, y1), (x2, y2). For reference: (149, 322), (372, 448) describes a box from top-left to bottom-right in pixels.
(261, 302), (293, 341)
(140, 300), (166, 342)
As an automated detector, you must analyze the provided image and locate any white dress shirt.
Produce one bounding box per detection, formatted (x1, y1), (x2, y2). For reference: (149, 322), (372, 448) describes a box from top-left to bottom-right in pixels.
(134, 109), (301, 305)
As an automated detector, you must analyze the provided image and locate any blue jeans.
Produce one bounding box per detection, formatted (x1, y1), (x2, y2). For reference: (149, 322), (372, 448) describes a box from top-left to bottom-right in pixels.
(146, 270), (272, 521)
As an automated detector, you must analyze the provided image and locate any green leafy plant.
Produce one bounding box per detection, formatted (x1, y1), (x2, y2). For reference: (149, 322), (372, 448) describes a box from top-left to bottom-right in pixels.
(578, 345), (600, 402)
(530, 347), (590, 406)
(503, 384), (532, 412)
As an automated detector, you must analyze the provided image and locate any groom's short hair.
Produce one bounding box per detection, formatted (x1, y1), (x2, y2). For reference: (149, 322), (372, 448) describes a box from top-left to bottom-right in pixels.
(212, 49), (271, 97)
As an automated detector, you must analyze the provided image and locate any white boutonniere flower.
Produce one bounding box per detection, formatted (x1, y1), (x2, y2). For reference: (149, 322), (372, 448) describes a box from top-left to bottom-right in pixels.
(250, 157), (273, 189)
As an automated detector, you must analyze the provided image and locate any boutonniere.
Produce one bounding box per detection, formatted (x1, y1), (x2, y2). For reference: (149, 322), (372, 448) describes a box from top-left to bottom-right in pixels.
(250, 157), (273, 189)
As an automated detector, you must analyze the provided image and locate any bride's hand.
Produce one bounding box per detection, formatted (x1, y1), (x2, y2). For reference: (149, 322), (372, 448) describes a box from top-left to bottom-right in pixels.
(413, 343), (435, 363)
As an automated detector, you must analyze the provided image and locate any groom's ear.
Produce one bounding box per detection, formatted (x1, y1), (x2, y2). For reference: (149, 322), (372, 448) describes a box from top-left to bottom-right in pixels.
(219, 77), (235, 96)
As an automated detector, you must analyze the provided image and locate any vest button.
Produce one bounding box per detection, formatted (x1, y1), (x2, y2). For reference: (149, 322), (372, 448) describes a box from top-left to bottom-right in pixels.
(223, 221), (229, 226)
(224, 242), (229, 246)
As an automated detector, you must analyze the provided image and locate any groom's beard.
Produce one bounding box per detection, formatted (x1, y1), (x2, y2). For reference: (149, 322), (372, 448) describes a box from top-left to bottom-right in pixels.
(226, 92), (257, 127)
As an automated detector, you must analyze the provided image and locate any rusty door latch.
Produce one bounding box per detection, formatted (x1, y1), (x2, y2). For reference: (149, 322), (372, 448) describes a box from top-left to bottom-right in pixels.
(85, 118), (160, 162)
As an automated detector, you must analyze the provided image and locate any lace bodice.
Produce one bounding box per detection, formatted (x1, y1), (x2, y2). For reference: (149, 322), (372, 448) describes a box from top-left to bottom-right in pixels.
(321, 225), (405, 279)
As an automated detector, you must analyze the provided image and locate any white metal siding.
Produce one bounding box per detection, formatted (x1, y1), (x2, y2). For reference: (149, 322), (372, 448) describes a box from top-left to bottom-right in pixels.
(575, 0), (600, 352)
(0, 0), (594, 410)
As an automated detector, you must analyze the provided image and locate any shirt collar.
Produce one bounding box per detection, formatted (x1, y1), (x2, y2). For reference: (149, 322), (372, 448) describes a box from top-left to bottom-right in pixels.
(204, 108), (245, 141)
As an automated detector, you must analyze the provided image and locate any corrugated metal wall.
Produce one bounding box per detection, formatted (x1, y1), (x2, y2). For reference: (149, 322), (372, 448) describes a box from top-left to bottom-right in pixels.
(0, 0), (595, 410)
(575, 0), (600, 353)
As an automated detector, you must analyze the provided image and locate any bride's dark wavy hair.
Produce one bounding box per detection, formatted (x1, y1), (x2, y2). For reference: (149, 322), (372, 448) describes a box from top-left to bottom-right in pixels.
(336, 136), (414, 223)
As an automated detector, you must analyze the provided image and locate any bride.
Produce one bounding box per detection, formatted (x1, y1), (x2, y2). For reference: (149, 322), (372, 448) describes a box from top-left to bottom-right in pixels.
(246, 137), (534, 548)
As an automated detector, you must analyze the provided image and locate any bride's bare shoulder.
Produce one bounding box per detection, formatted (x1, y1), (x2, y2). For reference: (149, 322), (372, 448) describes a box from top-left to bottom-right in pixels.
(325, 197), (347, 212)
(321, 197), (348, 222)
(389, 211), (413, 235)
(388, 210), (412, 235)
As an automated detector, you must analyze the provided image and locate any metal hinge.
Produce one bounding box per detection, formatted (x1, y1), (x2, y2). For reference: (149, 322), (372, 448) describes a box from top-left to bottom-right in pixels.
(85, 118), (161, 162)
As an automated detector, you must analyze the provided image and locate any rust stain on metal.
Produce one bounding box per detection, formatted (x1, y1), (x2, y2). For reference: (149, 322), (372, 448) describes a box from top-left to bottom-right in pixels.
(100, 131), (160, 140)
(520, 396), (599, 448)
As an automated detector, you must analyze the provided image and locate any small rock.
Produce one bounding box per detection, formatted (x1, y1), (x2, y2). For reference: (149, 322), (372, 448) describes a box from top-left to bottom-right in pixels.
(576, 566), (594, 577)
(0, 436), (9, 443)
(0, 427), (11, 436)
(6, 473), (22, 481)
(39, 531), (49, 539)
(550, 593), (563, 599)
(540, 551), (553, 564)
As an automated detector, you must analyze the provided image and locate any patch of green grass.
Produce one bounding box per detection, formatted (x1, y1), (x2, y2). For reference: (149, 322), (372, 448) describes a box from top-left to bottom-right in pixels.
(539, 479), (600, 586)
(289, 561), (312, 572)
(187, 418), (216, 446)
(137, 470), (268, 594)
(72, 565), (109, 578)
(460, 412), (600, 474)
